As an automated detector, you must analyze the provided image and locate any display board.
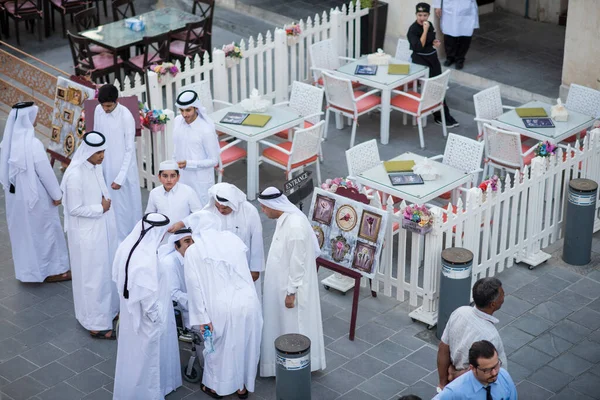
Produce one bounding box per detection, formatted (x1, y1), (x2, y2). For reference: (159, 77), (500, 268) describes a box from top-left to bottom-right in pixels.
(308, 188), (388, 279)
(47, 77), (96, 159)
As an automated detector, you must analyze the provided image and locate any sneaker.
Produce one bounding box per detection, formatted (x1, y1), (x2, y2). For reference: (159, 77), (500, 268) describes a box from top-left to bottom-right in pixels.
(443, 59), (454, 67)
(455, 61), (464, 70)
(179, 332), (193, 343)
(434, 118), (460, 128)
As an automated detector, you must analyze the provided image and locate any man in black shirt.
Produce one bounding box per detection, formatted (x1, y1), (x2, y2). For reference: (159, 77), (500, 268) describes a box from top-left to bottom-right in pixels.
(406, 2), (459, 128)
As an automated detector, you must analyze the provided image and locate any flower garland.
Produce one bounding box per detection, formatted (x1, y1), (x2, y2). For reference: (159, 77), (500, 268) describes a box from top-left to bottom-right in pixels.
(403, 204), (432, 228)
(320, 177), (357, 193)
(149, 62), (179, 82)
(534, 140), (557, 158)
(479, 175), (499, 192)
(285, 23), (302, 37)
(223, 43), (243, 59)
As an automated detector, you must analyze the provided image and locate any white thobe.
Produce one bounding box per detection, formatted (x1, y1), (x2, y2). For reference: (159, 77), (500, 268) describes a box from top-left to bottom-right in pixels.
(146, 183), (202, 229)
(172, 115), (220, 207)
(161, 251), (189, 328)
(260, 213), (326, 377)
(4, 138), (69, 282)
(184, 240), (262, 395)
(64, 161), (119, 330)
(433, 0), (479, 37)
(196, 203), (265, 297)
(113, 259), (182, 399)
(94, 103), (142, 242)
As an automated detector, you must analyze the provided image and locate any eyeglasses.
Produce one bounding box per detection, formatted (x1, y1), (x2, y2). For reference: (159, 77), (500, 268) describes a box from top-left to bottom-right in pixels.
(476, 359), (502, 374)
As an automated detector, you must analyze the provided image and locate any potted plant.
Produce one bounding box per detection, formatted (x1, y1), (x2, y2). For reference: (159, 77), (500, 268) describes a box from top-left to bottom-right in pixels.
(223, 43), (243, 68)
(284, 22), (302, 46)
(402, 204), (433, 235)
(149, 62), (179, 84)
(140, 103), (170, 132)
(352, 0), (388, 56)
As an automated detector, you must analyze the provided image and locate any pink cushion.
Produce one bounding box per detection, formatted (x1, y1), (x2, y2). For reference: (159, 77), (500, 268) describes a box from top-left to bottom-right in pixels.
(218, 141), (246, 166)
(90, 44), (109, 54)
(128, 53), (159, 69)
(92, 53), (121, 69)
(318, 77), (361, 88)
(169, 40), (187, 56)
(4, 0), (38, 14)
(50, 0), (86, 9)
(171, 28), (204, 41)
(330, 90), (382, 114)
(390, 91), (440, 115)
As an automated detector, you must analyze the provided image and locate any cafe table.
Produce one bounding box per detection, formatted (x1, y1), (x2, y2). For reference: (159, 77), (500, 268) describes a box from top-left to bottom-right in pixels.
(355, 152), (473, 205)
(209, 104), (304, 201)
(336, 58), (429, 145)
(491, 100), (596, 143)
(79, 7), (201, 53)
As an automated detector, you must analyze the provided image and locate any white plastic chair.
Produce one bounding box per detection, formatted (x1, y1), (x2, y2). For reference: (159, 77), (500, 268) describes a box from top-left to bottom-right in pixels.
(482, 123), (536, 177)
(259, 120), (325, 184)
(274, 81), (324, 140)
(394, 38), (412, 62)
(473, 86), (514, 141)
(309, 39), (356, 87)
(345, 139), (381, 180)
(179, 80), (234, 140)
(390, 70), (451, 148)
(565, 83), (600, 118)
(216, 140), (247, 183)
(322, 71), (382, 148)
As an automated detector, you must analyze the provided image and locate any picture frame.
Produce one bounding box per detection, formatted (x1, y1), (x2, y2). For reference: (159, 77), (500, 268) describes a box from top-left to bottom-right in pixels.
(358, 210), (382, 242)
(67, 87), (84, 106)
(62, 109), (74, 124)
(56, 86), (67, 101)
(312, 226), (325, 249)
(388, 172), (424, 186)
(75, 114), (85, 139)
(63, 132), (75, 157)
(312, 194), (335, 225)
(352, 241), (377, 273)
(51, 125), (61, 143)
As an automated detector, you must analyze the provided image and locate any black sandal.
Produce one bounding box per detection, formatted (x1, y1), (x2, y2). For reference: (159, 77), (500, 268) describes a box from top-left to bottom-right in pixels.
(89, 330), (116, 340)
(237, 388), (249, 399)
(201, 385), (223, 399)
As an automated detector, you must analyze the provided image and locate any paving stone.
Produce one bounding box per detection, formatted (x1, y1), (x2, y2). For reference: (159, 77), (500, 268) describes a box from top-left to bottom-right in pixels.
(398, 380), (438, 400)
(492, 309), (514, 330)
(326, 337), (372, 360)
(84, 339), (118, 360)
(371, 305), (416, 332)
(587, 269), (600, 283)
(512, 283), (557, 305)
(41, 313), (81, 335)
(358, 373), (407, 400)
(322, 317), (353, 341)
(93, 358), (116, 379)
(310, 381), (339, 400)
(66, 367), (113, 394)
(549, 289), (593, 311)
(505, 360), (532, 384)
(14, 325), (58, 348)
(0, 355), (39, 382)
(29, 362), (76, 387)
(508, 345), (553, 372)
(567, 278), (600, 300)
(549, 353), (594, 377)
(49, 328), (96, 354)
(0, 338), (28, 363)
(570, 340), (600, 364)
(567, 307), (600, 331)
(515, 380), (555, 400)
(5, 307), (52, 330)
(388, 332), (427, 351)
(37, 382), (85, 400)
(82, 388), (115, 400)
(567, 372), (600, 399)
(320, 301), (344, 321)
(316, 367), (365, 395)
(341, 353), (388, 380)
(587, 298), (600, 313)
(1, 375), (46, 400)
(0, 320), (22, 341)
(528, 333), (573, 358)
(529, 300), (573, 323)
(58, 348), (105, 372)
(355, 323), (396, 345)
(589, 329), (600, 345)
(19, 282), (70, 301)
(404, 345), (438, 372)
(382, 359), (430, 386)
(333, 306), (378, 329)
(366, 340), (412, 365)
(413, 329), (441, 348)
(252, 377), (276, 400)
(34, 295), (75, 318)
(22, 344), (68, 368)
(533, 273), (572, 292)
(508, 312), (553, 336)
(548, 267), (585, 284)
(337, 388), (378, 400)
(551, 387), (594, 400)
(498, 326), (534, 354)
(499, 295), (534, 317)
(550, 320), (592, 344)
(0, 291), (43, 312)
(527, 365), (573, 393)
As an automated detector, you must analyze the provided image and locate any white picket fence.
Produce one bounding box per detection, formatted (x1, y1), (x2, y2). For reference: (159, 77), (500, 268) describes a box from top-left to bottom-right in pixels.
(371, 133), (600, 327)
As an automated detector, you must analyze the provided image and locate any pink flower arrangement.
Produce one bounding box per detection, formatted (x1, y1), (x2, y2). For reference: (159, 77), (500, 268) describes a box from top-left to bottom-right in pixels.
(479, 175), (499, 192)
(223, 43), (243, 59)
(534, 140), (557, 157)
(285, 23), (302, 37)
(320, 177), (356, 193)
(403, 204), (432, 228)
(149, 62), (179, 79)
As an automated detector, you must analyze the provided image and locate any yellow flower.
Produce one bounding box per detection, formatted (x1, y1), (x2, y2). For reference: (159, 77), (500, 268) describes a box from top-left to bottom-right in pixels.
(234, 46), (240, 53)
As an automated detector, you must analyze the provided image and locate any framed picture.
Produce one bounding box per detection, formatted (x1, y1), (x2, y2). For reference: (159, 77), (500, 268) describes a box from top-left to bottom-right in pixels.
(330, 234), (351, 262)
(62, 109), (74, 124)
(64, 132), (75, 157)
(51, 125), (61, 143)
(312, 225), (325, 249)
(56, 86), (67, 101)
(352, 241), (376, 273)
(67, 87), (84, 106)
(335, 204), (358, 231)
(358, 210), (382, 242)
(312, 194), (335, 225)
(76, 114), (85, 139)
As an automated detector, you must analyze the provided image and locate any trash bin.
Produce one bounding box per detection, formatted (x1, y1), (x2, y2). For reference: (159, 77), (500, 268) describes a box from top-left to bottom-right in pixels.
(436, 248), (474, 340)
(563, 178), (598, 266)
(275, 333), (311, 400)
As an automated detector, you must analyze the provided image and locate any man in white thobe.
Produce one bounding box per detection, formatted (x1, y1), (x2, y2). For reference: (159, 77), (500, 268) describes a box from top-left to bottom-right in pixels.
(184, 210), (262, 398)
(146, 160), (202, 229)
(173, 89), (220, 207)
(0, 102), (70, 283)
(158, 227), (194, 333)
(94, 84), (142, 242)
(433, 0), (479, 69)
(60, 131), (119, 339)
(113, 213), (182, 399)
(169, 182), (265, 298)
(257, 187), (326, 377)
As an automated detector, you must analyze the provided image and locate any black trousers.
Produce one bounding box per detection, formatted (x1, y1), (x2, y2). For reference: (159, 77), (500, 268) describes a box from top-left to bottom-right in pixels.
(444, 34), (472, 63)
(411, 52), (453, 121)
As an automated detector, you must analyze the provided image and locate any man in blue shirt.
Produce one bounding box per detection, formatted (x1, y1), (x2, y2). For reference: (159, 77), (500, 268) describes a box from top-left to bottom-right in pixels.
(434, 340), (517, 400)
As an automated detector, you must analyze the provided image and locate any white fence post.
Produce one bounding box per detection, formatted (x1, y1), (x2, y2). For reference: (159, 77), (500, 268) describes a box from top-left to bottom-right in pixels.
(274, 28), (289, 103)
(329, 9), (344, 58)
(163, 109), (175, 162)
(212, 49), (229, 103)
(146, 71), (161, 109)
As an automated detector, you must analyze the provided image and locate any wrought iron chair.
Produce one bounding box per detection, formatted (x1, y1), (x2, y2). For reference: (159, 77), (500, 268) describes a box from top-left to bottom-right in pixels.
(111, 0), (134, 21)
(390, 69), (451, 149)
(3, 0), (43, 45)
(274, 81), (324, 140)
(74, 8), (109, 55)
(49, 0), (89, 38)
(169, 20), (208, 67)
(125, 32), (170, 76)
(172, 0), (214, 51)
(481, 123), (536, 177)
(473, 85), (516, 141)
(67, 31), (122, 83)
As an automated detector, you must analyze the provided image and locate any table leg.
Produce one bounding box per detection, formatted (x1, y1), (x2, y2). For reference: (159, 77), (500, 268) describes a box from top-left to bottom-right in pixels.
(335, 113), (343, 130)
(380, 88), (391, 145)
(349, 276), (361, 341)
(43, 0), (51, 37)
(247, 140), (258, 201)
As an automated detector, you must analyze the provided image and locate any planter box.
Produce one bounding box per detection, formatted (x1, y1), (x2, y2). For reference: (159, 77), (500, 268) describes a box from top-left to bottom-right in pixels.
(360, 1), (388, 56)
(402, 219), (432, 235)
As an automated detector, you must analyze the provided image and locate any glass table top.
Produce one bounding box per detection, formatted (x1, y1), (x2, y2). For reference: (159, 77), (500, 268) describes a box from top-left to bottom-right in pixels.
(80, 8), (202, 49)
(210, 105), (303, 139)
(495, 100), (595, 140)
(337, 58), (429, 87)
(358, 152), (471, 203)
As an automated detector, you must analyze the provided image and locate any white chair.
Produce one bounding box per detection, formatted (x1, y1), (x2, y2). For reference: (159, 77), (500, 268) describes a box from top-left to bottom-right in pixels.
(390, 70), (451, 149)
(482, 123), (536, 177)
(274, 81), (324, 140)
(394, 38), (412, 62)
(345, 139), (380, 180)
(322, 71), (382, 148)
(179, 80), (234, 140)
(564, 84), (600, 143)
(473, 86), (515, 141)
(309, 39), (357, 88)
(259, 120), (325, 184)
(216, 140), (247, 183)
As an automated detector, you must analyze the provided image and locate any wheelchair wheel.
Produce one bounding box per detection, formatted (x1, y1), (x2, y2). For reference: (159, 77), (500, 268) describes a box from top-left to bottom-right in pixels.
(182, 364), (202, 383)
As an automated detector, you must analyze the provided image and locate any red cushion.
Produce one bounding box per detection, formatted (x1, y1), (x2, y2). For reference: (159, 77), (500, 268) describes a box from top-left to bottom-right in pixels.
(390, 91), (440, 115)
(219, 141), (246, 166)
(330, 90), (381, 114)
(92, 53), (122, 69)
(439, 191), (452, 200)
(169, 40), (187, 56)
(262, 141), (318, 169)
(488, 144), (535, 169)
(275, 121), (314, 139)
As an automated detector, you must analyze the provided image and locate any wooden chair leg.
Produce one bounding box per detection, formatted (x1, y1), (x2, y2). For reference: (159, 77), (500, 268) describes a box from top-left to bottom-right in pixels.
(103, 0), (107, 16)
(37, 17), (42, 41)
(14, 19), (20, 46)
(61, 12), (66, 37)
(51, 7), (55, 31)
